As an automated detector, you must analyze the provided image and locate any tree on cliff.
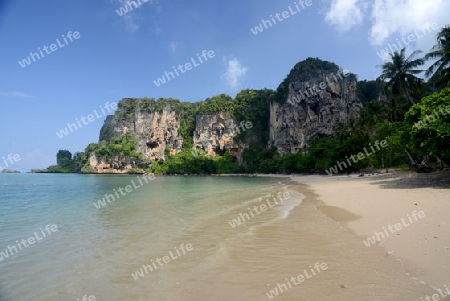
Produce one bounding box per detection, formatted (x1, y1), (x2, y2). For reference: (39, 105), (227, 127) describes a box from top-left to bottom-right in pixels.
(46, 150), (77, 173)
(56, 150), (72, 165)
(425, 25), (450, 89)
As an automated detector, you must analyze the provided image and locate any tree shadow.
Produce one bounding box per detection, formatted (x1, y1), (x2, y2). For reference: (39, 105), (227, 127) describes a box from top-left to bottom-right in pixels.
(368, 170), (450, 189)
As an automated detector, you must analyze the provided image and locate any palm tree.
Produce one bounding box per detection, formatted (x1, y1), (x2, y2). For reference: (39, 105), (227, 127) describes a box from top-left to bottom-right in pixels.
(425, 25), (450, 88)
(358, 100), (389, 135)
(377, 48), (424, 121)
(335, 118), (366, 141)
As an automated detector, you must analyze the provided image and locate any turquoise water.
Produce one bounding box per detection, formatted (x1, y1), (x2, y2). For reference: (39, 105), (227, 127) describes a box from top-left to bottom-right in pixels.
(0, 174), (287, 301)
(0, 174), (438, 301)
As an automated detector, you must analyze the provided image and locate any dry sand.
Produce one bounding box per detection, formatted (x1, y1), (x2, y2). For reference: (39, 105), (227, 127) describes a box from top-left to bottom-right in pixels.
(288, 171), (450, 295)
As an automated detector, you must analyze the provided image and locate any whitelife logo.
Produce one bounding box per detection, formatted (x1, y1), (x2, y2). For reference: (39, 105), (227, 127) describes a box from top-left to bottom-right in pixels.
(325, 140), (388, 176)
(56, 102), (117, 139)
(228, 192), (292, 228)
(18, 31), (81, 68)
(376, 22), (439, 61)
(115, 0), (152, 16)
(266, 262), (328, 299)
(250, 0), (312, 35)
(419, 282), (450, 301)
(77, 295), (96, 301)
(363, 210), (425, 247)
(414, 104), (450, 130)
(131, 243), (193, 280)
(93, 173), (155, 209)
(0, 225), (59, 262)
(0, 154), (20, 170)
(153, 50), (215, 87)
(287, 69), (351, 105)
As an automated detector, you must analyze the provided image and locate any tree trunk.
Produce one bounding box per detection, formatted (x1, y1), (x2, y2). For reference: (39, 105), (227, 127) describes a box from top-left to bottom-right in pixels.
(405, 149), (418, 167)
(437, 155), (443, 169)
(421, 155), (429, 166)
(405, 89), (415, 105)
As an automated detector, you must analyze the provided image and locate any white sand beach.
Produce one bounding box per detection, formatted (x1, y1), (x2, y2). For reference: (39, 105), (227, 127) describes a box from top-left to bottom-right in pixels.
(289, 171), (450, 292)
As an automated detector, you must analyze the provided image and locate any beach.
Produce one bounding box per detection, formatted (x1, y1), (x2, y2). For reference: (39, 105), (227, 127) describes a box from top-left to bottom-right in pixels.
(284, 171), (450, 298)
(1, 173), (449, 300)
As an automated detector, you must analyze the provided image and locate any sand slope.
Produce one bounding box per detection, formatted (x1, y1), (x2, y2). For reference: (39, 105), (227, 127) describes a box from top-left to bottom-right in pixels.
(292, 171), (450, 293)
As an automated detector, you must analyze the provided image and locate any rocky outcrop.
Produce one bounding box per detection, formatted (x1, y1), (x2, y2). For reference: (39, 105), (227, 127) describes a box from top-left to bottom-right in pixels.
(99, 99), (183, 161)
(2, 169), (20, 173)
(90, 59), (364, 172)
(87, 153), (142, 173)
(193, 112), (240, 156)
(269, 60), (362, 155)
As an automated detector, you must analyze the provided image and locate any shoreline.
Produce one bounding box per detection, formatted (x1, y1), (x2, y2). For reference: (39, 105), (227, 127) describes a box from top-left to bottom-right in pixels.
(277, 171), (450, 292)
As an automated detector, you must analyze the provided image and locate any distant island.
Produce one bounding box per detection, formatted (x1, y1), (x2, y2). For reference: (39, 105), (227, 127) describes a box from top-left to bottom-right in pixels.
(27, 169), (46, 173)
(2, 169), (20, 173)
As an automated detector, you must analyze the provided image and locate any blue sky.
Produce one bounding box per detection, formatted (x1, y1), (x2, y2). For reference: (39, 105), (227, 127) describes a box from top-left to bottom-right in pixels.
(0, 0), (449, 171)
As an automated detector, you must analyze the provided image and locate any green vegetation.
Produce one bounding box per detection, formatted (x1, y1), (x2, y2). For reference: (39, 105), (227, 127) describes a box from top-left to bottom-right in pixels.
(47, 26), (450, 175)
(88, 133), (144, 162)
(357, 80), (386, 104)
(44, 150), (77, 173)
(425, 25), (450, 89)
(377, 48), (425, 121)
(404, 87), (450, 168)
(46, 134), (148, 174)
(150, 149), (241, 175)
(116, 98), (139, 120)
(99, 116), (114, 142)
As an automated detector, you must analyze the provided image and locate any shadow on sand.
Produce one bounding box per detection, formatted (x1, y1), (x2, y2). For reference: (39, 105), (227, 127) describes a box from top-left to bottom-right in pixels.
(368, 170), (450, 190)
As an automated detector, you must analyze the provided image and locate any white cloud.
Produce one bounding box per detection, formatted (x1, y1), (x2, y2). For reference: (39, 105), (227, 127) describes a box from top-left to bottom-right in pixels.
(0, 91), (35, 98)
(370, 0), (446, 45)
(114, 0), (155, 32)
(222, 59), (248, 89)
(170, 42), (177, 53)
(324, 0), (366, 32)
(324, 0), (449, 48)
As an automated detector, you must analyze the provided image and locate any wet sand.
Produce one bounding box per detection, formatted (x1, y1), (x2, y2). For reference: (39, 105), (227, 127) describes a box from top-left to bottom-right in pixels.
(167, 183), (441, 300)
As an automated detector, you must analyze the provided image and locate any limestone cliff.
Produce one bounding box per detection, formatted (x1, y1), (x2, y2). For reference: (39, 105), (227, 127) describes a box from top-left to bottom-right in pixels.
(193, 112), (240, 157)
(99, 98), (183, 161)
(87, 153), (144, 173)
(88, 59), (364, 173)
(97, 98), (245, 165)
(269, 59), (362, 155)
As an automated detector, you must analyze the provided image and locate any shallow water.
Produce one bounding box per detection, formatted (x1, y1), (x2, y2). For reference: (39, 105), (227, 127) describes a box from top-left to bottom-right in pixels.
(0, 174), (436, 300)
(0, 174), (293, 300)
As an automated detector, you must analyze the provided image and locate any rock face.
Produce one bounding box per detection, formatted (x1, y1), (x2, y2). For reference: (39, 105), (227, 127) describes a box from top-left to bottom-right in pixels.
(99, 99), (183, 161)
(87, 153), (145, 173)
(269, 61), (362, 155)
(91, 59), (363, 172)
(193, 112), (239, 157)
(100, 100), (244, 162)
